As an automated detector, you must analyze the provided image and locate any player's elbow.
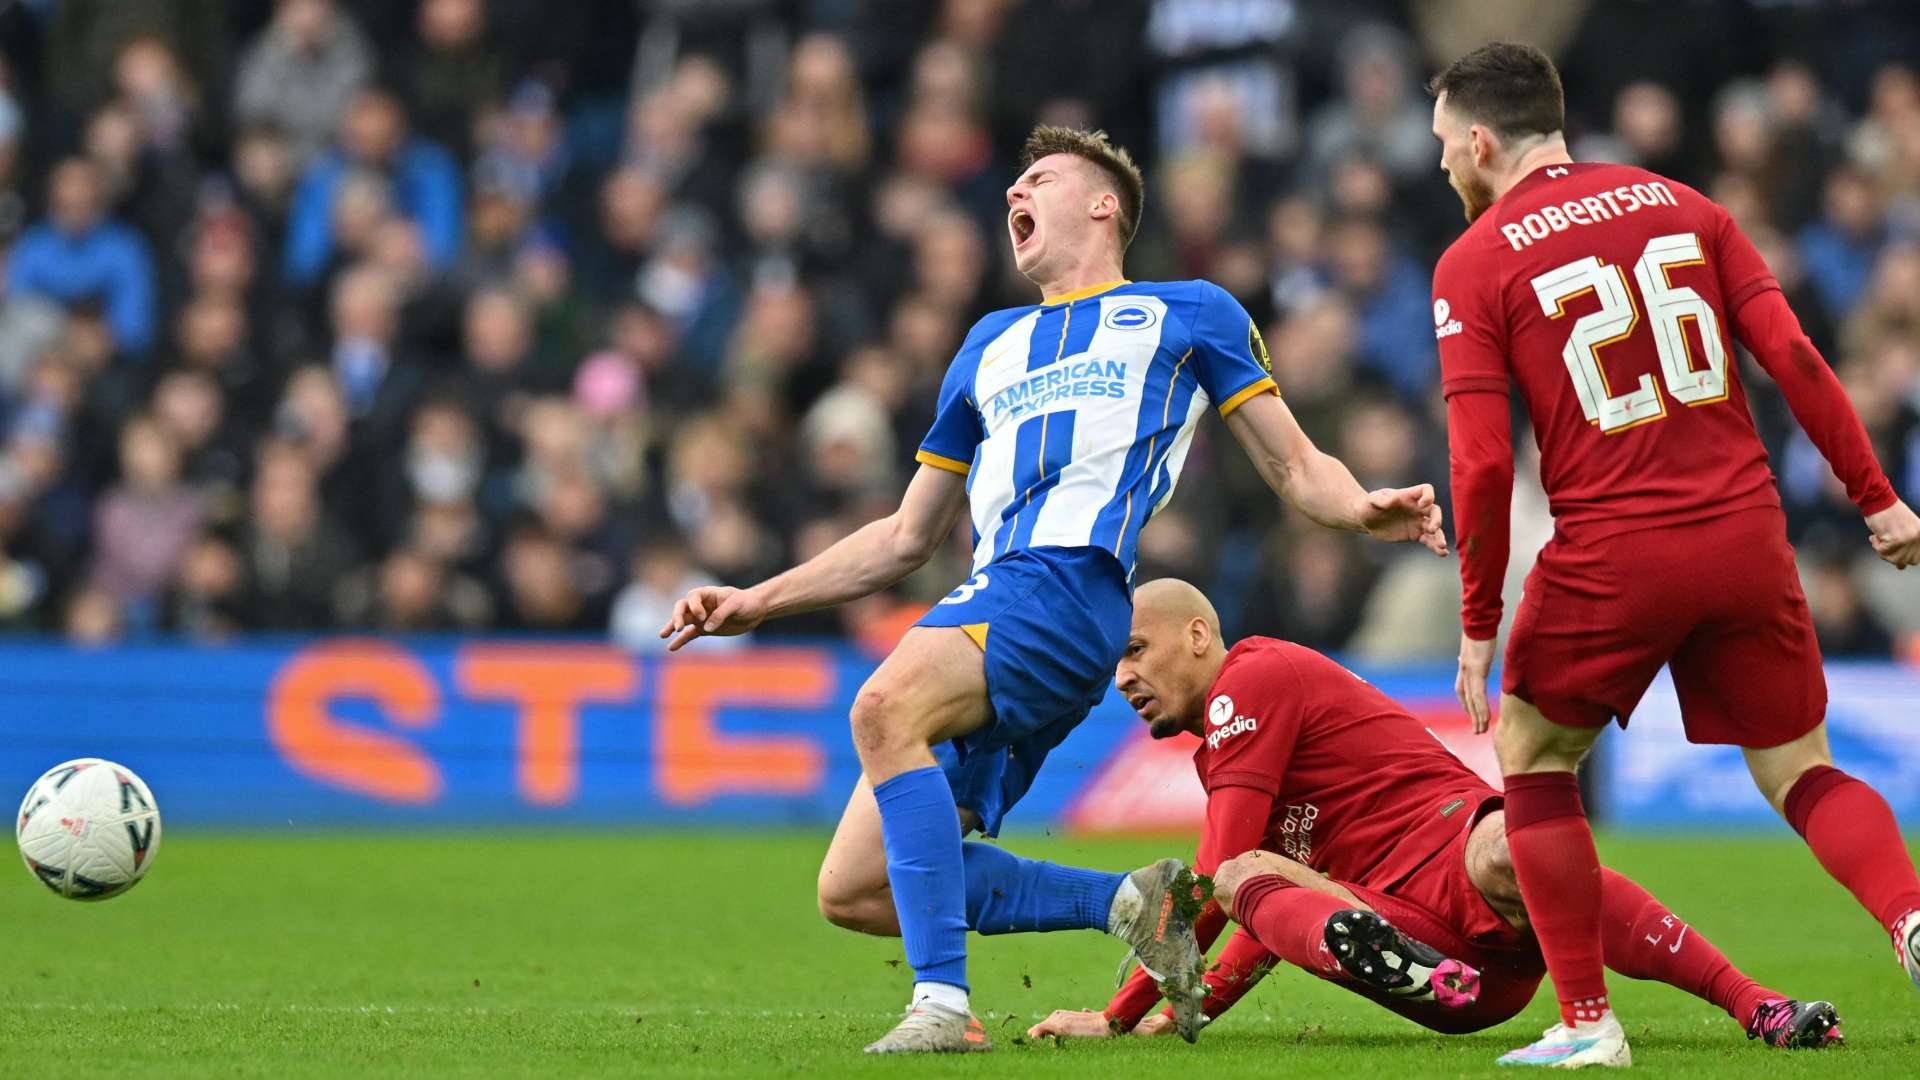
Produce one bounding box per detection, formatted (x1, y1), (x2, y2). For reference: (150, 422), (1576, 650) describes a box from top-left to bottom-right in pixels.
(1452, 456), (1514, 491)
(886, 514), (943, 568)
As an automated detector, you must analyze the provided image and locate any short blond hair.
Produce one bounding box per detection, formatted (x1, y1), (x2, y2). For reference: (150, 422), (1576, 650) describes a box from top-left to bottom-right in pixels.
(1020, 125), (1146, 249)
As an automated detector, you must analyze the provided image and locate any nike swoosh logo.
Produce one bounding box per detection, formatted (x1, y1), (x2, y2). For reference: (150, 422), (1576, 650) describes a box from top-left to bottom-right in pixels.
(980, 347), (1014, 370)
(1668, 924), (1688, 953)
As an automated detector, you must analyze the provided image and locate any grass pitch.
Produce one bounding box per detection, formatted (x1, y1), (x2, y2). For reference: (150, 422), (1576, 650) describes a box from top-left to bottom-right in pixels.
(1, 831), (1917, 1077)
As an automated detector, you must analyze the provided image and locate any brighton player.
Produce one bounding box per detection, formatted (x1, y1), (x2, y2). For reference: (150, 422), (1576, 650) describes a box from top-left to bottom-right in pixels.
(661, 126), (1447, 1053)
(1427, 43), (1920, 1067)
(1027, 580), (1841, 1050)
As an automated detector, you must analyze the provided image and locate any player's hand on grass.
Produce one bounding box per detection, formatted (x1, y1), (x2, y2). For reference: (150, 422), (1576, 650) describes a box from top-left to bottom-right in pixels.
(1866, 500), (1920, 569)
(1026, 1009), (1136, 1039)
(1456, 632), (1496, 734)
(1356, 484), (1448, 556)
(659, 585), (767, 651)
(1131, 1012), (1177, 1036)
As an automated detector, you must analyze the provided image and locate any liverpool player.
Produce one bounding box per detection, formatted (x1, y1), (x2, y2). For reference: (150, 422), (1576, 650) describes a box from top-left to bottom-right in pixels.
(1429, 43), (1920, 1067)
(1026, 580), (1841, 1050)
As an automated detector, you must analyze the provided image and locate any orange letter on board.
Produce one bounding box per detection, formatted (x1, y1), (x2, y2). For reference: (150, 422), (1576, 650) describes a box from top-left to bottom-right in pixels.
(267, 640), (442, 803)
(655, 650), (829, 805)
(456, 645), (637, 806)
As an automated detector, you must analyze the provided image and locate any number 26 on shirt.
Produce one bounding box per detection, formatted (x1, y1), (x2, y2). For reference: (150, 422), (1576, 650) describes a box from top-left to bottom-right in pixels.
(1531, 231), (1729, 434)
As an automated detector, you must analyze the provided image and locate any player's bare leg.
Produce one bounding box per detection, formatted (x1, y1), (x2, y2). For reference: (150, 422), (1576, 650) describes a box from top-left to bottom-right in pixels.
(1744, 722), (1920, 993)
(1215, 853), (1481, 1008)
(1213, 849), (1368, 907)
(818, 779), (897, 934)
(817, 780), (987, 936)
(1493, 693), (1627, 1068)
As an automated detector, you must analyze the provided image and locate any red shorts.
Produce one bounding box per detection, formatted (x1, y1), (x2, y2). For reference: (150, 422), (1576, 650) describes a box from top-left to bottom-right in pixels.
(1502, 505), (1825, 747)
(1343, 795), (1547, 1034)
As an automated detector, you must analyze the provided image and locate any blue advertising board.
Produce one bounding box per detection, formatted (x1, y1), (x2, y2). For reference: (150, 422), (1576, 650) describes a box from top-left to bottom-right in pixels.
(0, 640), (1914, 831)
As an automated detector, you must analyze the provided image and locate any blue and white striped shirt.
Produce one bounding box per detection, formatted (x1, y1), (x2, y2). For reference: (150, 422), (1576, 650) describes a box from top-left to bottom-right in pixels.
(916, 279), (1277, 575)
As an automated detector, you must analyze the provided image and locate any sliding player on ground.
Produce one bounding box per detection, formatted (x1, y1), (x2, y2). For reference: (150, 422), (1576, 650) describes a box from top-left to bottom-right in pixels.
(1027, 580), (1841, 1050)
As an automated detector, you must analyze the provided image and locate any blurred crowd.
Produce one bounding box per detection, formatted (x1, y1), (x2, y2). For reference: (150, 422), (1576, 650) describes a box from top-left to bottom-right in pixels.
(0, 0), (1916, 660)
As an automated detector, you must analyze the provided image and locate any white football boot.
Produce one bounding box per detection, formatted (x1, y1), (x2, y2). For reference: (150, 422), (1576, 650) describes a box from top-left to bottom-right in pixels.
(1497, 1010), (1632, 1069)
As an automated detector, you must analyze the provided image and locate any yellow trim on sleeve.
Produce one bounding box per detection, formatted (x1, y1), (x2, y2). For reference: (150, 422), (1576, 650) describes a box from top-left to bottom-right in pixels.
(915, 449), (971, 476)
(1216, 377), (1280, 418)
(1041, 279), (1130, 305)
(961, 623), (989, 651)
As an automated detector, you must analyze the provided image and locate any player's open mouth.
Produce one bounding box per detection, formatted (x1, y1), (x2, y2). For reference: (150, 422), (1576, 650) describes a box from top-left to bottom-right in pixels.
(1127, 692), (1152, 715)
(1010, 209), (1036, 247)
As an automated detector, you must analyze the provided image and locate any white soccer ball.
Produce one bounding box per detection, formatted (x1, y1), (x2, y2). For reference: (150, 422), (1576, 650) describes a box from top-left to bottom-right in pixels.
(15, 758), (161, 900)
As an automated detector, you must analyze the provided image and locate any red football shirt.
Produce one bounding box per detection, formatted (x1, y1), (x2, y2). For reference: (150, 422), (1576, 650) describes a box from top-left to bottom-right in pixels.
(1191, 637), (1493, 885)
(1437, 161), (1895, 638)
(1104, 637), (1495, 1027)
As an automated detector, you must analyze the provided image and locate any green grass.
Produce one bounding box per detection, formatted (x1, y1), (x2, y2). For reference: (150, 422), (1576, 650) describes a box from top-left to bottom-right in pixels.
(1, 832), (1917, 1077)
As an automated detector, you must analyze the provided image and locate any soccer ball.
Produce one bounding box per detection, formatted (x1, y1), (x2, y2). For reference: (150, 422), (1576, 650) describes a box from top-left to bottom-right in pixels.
(15, 759), (161, 900)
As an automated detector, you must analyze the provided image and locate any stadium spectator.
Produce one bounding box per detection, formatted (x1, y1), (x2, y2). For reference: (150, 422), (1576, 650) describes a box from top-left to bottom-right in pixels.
(0, 252), (67, 399)
(162, 531), (250, 639)
(1324, 216), (1434, 401)
(495, 519), (600, 632)
(62, 582), (123, 645)
(610, 537), (740, 653)
(9, 159), (156, 355)
(284, 88), (464, 284)
(233, 0), (374, 168)
(1576, 82), (1690, 184)
(86, 413), (203, 622)
(1305, 25), (1435, 188)
(45, 0), (227, 125)
(150, 368), (244, 494)
(1146, 0), (1301, 164)
(397, 0), (503, 163)
(243, 439), (358, 629)
(1805, 548), (1897, 658)
(310, 266), (422, 521)
(335, 545), (491, 631)
(1797, 165), (1900, 318)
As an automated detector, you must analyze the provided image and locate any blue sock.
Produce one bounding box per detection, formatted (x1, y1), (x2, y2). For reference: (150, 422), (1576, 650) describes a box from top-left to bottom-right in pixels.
(962, 841), (1127, 935)
(873, 766), (969, 992)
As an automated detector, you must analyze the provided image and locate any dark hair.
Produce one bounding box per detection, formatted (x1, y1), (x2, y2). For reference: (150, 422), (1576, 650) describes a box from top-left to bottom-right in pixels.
(1020, 125), (1146, 249)
(1426, 42), (1565, 141)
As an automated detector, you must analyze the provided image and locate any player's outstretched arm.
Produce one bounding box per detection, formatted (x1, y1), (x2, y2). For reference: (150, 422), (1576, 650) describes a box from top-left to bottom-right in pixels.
(1223, 391), (1447, 555)
(1726, 252), (1917, 568)
(659, 463), (969, 650)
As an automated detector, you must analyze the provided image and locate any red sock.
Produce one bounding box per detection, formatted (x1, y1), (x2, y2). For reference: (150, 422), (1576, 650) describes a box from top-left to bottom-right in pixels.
(1505, 771), (1609, 1026)
(1785, 766), (1920, 937)
(1228, 874), (1350, 980)
(1598, 868), (1774, 1028)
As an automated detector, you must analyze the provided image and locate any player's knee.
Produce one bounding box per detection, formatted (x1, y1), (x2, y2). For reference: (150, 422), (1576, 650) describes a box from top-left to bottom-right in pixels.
(1493, 699), (1586, 774)
(1470, 824), (1523, 913)
(1211, 854), (1270, 917)
(848, 684), (908, 756)
(1743, 732), (1833, 813)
